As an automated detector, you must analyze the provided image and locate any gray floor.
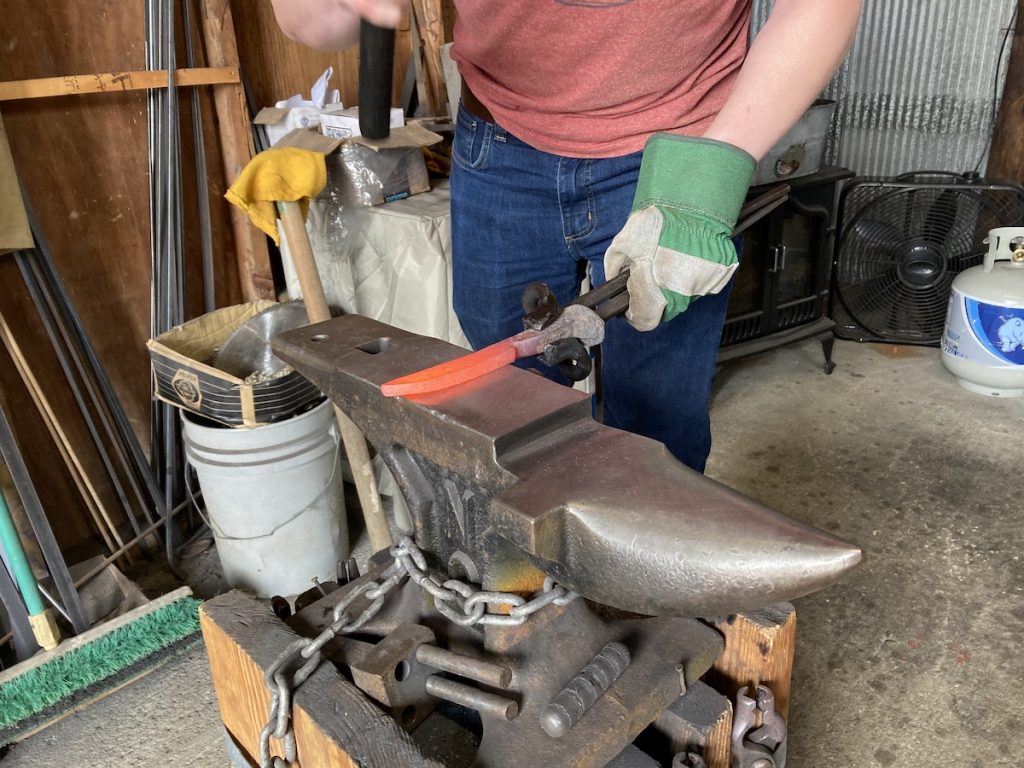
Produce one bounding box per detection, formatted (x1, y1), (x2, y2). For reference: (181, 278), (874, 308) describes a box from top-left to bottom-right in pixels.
(4, 338), (1022, 767)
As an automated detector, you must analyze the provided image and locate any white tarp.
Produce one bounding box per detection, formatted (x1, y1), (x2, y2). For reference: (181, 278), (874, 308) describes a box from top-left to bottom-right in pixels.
(280, 180), (469, 349)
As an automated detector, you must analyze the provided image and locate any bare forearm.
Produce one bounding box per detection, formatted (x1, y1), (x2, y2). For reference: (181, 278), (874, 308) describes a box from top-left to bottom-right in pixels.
(269, 0), (407, 51)
(704, 0), (862, 160)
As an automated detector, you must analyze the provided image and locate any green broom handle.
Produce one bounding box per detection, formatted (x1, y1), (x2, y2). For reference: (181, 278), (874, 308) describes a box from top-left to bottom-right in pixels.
(0, 487), (45, 617)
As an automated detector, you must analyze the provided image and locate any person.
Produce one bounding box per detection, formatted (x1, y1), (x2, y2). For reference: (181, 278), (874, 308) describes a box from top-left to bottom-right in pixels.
(271, 0), (862, 472)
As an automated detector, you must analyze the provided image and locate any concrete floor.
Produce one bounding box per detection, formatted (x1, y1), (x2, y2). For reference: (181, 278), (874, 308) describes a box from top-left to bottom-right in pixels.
(706, 340), (1023, 767)
(4, 338), (1022, 767)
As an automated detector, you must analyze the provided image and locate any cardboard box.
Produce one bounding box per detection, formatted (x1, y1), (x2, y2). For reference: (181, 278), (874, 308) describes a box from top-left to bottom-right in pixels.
(752, 100), (836, 186)
(274, 123), (443, 207)
(252, 67), (342, 147)
(254, 106), (327, 147)
(146, 302), (323, 428)
(320, 106), (406, 140)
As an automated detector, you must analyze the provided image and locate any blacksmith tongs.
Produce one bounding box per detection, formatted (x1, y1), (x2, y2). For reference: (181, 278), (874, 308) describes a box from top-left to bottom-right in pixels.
(381, 184), (789, 397)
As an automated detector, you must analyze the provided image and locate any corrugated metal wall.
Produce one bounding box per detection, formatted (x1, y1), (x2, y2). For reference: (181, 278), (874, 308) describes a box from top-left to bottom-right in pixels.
(752, 0), (1018, 177)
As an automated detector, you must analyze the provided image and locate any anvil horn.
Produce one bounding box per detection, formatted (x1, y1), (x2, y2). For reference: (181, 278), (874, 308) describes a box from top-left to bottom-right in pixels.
(272, 315), (862, 618)
(490, 428), (863, 616)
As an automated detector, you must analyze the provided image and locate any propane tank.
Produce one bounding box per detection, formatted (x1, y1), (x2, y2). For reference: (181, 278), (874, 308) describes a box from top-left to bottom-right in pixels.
(941, 226), (1024, 396)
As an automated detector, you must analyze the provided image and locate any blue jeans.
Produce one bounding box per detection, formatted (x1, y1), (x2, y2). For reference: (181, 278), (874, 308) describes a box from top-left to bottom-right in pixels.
(450, 104), (732, 472)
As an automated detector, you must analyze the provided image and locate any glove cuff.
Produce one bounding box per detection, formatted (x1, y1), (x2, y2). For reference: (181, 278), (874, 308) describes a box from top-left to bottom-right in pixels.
(633, 134), (756, 229)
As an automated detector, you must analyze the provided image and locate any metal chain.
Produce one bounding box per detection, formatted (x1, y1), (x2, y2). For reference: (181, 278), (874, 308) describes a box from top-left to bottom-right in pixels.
(394, 537), (578, 628)
(257, 536), (578, 767)
(257, 564), (403, 767)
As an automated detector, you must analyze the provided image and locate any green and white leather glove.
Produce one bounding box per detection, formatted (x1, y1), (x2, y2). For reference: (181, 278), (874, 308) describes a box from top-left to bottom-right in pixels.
(604, 134), (756, 331)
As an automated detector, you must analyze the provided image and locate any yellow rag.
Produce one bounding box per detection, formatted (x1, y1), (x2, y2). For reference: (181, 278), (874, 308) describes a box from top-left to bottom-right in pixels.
(224, 148), (327, 245)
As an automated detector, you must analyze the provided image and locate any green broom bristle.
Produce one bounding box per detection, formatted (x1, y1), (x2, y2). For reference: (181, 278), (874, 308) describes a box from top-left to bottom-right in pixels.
(0, 597), (202, 730)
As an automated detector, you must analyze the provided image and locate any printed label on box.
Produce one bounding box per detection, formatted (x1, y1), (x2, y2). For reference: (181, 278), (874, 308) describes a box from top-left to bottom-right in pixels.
(172, 369), (203, 409)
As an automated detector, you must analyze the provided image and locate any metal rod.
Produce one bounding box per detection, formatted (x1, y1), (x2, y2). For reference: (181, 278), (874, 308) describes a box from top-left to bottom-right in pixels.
(73, 497), (193, 591)
(733, 194), (790, 238)
(182, 0), (216, 313)
(0, 551), (38, 659)
(424, 675), (519, 720)
(29, 243), (163, 532)
(14, 252), (141, 561)
(540, 641), (630, 738)
(0, 308), (119, 555)
(32, 237), (169, 537)
(21, 180), (168, 535)
(415, 645), (513, 689)
(0, 407), (90, 634)
(738, 183), (791, 222)
(36, 583), (72, 624)
(147, 0), (185, 571)
(18, 251), (155, 553)
(242, 67), (270, 153)
(595, 291), (630, 321)
(147, 0), (163, 487)
(577, 185), (792, 320)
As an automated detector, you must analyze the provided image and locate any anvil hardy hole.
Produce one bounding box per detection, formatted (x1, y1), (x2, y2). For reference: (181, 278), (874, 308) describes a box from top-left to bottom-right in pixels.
(310, 334), (329, 342)
(357, 337), (392, 355)
(394, 660), (411, 681)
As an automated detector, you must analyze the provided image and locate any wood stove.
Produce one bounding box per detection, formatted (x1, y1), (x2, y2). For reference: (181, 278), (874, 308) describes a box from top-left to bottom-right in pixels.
(720, 166), (855, 373)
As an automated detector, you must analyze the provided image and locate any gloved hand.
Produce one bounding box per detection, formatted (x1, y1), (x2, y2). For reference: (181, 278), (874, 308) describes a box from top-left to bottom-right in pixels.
(604, 134), (755, 331)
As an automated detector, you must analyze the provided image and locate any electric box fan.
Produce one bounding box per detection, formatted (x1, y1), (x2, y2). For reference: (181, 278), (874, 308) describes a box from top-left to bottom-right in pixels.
(832, 172), (1024, 345)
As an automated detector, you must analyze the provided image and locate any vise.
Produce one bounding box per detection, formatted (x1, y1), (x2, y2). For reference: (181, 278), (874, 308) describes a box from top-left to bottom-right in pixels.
(269, 315), (862, 768)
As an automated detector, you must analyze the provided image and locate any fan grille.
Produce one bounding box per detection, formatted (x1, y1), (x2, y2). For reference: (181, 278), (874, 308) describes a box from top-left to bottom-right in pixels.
(833, 178), (1024, 345)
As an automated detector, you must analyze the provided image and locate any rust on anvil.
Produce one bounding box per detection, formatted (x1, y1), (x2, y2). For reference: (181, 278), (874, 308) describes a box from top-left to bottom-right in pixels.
(272, 315), (863, 618)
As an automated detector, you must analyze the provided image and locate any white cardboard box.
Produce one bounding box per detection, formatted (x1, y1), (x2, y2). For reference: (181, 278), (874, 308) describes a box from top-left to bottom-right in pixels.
(320, 106), (406, 140)
(257, 106), (326, 147)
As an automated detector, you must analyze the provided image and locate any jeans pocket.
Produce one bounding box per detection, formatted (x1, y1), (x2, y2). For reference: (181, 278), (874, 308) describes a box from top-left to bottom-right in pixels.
(452, 102), (493, 170)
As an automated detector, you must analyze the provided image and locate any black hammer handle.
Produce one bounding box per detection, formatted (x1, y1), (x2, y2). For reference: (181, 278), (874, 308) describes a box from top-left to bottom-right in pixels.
(358, 20), (395, 140)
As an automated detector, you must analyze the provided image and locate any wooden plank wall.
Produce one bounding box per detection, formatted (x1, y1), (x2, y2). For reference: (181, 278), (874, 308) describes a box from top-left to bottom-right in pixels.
(229, 1), (412, 113)
(0, 1), (432, 556)
(987, 0), (1024, 181)
(0, 1), (218, 554)
(0, 0), (440, 557)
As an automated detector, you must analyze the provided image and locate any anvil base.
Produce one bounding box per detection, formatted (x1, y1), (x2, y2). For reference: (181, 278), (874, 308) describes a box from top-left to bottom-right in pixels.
(201, 581), (796, 768)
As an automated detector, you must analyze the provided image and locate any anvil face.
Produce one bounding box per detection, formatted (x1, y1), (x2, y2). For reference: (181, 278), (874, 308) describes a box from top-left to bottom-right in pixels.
(273, 315), (862, 617)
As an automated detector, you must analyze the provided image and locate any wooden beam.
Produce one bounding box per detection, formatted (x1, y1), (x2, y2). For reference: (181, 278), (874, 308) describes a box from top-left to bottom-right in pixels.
(987, 0), (1024, 180)
(440, 0), (457, 43)
(653, 681), (732, 768)
(0, 310), (122, 559)
(200, 590), (442, 768)
(410, 0), (448, 117)
(705, 604), (797, 720)
(0, 68), (240, 102)
(199, 0), (275, 302)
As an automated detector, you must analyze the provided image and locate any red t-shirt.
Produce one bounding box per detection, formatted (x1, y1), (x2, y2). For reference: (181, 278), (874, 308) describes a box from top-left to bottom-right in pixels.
(451, 0), (751, 158)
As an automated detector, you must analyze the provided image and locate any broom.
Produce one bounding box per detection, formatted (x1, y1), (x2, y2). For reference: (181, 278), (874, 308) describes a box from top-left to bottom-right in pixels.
(0, 586), (202, 746)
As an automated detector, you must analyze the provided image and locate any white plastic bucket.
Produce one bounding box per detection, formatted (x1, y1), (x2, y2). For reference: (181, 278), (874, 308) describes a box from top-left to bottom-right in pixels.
(182, 399), (347, 598)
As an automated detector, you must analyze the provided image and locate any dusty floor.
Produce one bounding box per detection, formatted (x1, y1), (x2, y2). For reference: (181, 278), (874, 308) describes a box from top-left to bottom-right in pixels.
(3, 338), (1022, 767)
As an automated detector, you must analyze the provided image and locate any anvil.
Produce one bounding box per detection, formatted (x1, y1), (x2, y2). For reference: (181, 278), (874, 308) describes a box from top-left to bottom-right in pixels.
(273, 315), (861, 618)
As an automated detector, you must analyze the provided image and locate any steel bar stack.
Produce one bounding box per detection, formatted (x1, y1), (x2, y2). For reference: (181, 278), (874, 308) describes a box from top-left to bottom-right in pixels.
(6, 190), (184, 610)
(145, 0), (187, 563)
(0, 407), (90, 639)
(181, 0), (216, 315)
